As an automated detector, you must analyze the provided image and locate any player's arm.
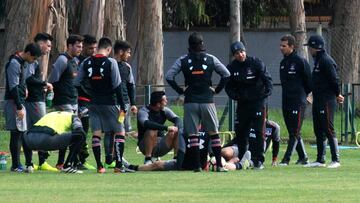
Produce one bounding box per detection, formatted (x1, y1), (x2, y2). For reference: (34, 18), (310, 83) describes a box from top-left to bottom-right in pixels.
(165, 57), (184, 95)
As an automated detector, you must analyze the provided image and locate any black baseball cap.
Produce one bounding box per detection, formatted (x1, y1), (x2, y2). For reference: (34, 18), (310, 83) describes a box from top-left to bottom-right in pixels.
(304, 35), (325, 49)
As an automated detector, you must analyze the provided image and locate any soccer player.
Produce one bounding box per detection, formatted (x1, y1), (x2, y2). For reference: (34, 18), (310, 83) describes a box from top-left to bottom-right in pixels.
(304, 35), (344, 168)
(166, 32), (230, 172)
(24, 33), (57, 172)
(75, 37), (127, 173)
(4, 43), (42, 172)
(48, 34), (83, 169)
(137, 91), (181, 165)
(222, 120), (280, 167)
(225, 41), (272, 170)
(278, 34), (311, 166)
(22, 111), (86, 173)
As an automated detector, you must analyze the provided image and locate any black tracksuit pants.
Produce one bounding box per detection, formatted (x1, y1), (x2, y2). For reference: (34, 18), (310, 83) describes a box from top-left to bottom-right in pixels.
(235, 102), (266, 167)
(312, 99), (339, 163)
(282, 104), (307, 162)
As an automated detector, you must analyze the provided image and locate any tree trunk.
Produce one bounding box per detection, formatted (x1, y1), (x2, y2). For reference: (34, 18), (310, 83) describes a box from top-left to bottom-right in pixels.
(124, 0), (139, 64)
(79, 0), (105, 39)
(137, 0), (164, 90)
(331, 0), (360, 83)
(0, 0), (33, 86)
(104, 0), (126, 41)
(287, 0), (308, 60)
(229, 0), (241, 61)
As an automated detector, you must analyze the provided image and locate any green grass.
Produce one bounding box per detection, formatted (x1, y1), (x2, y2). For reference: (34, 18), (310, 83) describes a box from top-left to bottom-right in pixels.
(0, 135), (360, 202)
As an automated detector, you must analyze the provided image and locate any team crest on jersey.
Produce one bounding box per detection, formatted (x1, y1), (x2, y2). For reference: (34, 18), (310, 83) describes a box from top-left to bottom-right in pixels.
(288, 64), (296, 74)
(246, 68), (255, 79)
(314, 65), (320, 72)
(188, 59), (192, 64)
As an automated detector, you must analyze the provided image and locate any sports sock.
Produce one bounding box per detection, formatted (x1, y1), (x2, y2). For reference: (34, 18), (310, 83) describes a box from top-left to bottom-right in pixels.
(188, 135), (200, 170)
(128, 165), (139, 171)
(104, 132), (114, 165)
(92, 135), (103, 168)
(9, 130), (21, 168)
(210, 134), (222, 168)
(235, 162), (243, 170)
(114, 134), (125, 168)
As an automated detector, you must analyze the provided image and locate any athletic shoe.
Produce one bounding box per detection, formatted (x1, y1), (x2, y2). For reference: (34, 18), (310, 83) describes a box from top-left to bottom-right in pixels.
(25, 165), (34, 173)
(10, 165), (24, 173)
(114, 166), (135, 173)
(327, 161), (341, 169)
(55, 163), (64, 170)
(253, 162), (265, 170)
(82, 162), (96, 170)
(304, 161), (326, 168)
(239, 151), (251, 170)
(278, 160), (289, 166)
(215, 166), (228, 172)
(33, 164), (39, 170)
(38, 162), (58, 172)
(295, 158), (309, 165)
(122, 158), (130, 168)
(61, 167), (83, 174)
(144, 159), (153, 165)
(104, 162), (116, 169)
(97, 167), (106, 174)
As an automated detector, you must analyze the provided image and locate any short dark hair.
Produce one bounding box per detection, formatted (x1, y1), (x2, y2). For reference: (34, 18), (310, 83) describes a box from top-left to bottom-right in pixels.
(114, 40), (132, 54)
(34, 32), (53, 42)
(281, 34), (296, 47)
(98, 37), (112, 49)
(83, 34), (97, 45)
(150, 91), (166, 106)
(66, 34), (84, 46)
(188, 32), (205, 52)
(24, 43), (42, 57)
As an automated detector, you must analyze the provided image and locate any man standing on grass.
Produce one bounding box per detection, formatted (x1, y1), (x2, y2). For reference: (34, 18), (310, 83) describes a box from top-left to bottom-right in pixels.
(278, 34), (311, 166)
(4, 43), (42, 172)
(137, 91), (181, 165)
(166, 32), (230, 172)
(304, 35), (343, 169)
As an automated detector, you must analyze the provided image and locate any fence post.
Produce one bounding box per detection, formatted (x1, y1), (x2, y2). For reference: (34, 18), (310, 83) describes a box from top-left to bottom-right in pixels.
(228, 99), (235, 131)
(144, 85), (151, 105)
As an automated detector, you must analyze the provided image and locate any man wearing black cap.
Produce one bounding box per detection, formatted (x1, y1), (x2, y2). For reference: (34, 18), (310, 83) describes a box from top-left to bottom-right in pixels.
(304, 35), (343, 169)
(137, 91), (182, 165)
(225, 41), (272, 169)
(165, 32), (230, 172)
(278, 34), (311, 166)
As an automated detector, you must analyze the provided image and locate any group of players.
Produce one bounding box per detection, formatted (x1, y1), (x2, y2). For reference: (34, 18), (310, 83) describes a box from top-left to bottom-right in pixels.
(3, 31), (343, 174)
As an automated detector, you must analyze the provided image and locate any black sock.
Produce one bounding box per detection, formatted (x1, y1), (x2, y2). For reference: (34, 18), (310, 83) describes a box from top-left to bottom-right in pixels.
(57, 149), (66, 165)
(9, 130), (21, 168)
(128, 164), (139, 171)
(38, 151), (49, 166)
(145, 156), (152, 161)
(188, 135), (200, 170)
(22, 133), (33, 167)
(114, 134), (125, 168)
(210, 134), (222, 168)
(92, 135), (103, 168)
(235, 162), (243, 170)
(104, 132), (114, 164)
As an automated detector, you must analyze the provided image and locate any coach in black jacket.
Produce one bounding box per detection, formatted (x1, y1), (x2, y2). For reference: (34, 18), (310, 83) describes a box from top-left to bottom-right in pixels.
(225, 41), (272, 169)
(304, 35), (344, 169)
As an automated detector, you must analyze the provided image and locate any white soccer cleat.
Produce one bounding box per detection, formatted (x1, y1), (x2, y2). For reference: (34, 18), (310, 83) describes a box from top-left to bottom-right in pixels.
(25, 165), (34, 173)
(304, 161), (326, 168)
(327, 161), (341, 169)
(61, 167), (83, 174)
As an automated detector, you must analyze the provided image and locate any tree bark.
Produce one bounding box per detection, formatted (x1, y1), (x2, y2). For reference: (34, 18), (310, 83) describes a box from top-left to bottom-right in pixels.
(79, 0), (105, 39)
(229, 0), (241, 61)
(331, 0), (360, 83)
(124, 0), (139, 64)
(0, 0), (33, 85)
(104, 0), (126, 41)
(287, 0), (308, 60)
(137, 0), (164, 90)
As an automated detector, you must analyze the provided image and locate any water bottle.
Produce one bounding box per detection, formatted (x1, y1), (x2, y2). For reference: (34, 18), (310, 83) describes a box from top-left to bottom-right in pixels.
(15, 110), (27, 132)
(46, 91), (54, 107)
(118, 111), (126, 124)
(0, 153), (7, 170)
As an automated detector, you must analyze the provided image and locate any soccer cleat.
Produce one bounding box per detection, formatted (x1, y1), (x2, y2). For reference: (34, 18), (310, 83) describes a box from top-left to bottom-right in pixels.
(55, 163), (64, 170)
(253, 162), (265, 170)
(215, 166), (228, 172)
(239, 151), (251, 170)
(122, 158), (130, 168)
(97, 167), (106, 174)
(61, 167), (83, 174)
(104, 161), (116, 169)
(278, 160), (289, 166)
(82, 162), (96, 170)
(10, 165), (24, 173)
(33, 164), (39, 170)
(25, 165), (34, 173)
(295, 158), (309, 165)
(304, 161), (326, 168)
(114, 166), (136, 173)
(327, 161), (341, 169)
(38, 162), (59, 172)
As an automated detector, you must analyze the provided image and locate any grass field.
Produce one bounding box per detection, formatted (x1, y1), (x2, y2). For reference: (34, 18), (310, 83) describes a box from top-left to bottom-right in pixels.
(0, 106), (360, 202)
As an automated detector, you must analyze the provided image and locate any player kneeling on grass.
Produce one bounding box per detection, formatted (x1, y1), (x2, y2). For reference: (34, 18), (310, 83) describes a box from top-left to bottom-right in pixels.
(22, 111), (86, 173)
(127, 131), (251, 172)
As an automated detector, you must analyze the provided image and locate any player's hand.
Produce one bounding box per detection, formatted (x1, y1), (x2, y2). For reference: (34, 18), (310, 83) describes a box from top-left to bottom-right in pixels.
(337, 94), (344, 104)
(306, 93), (313, 104)
(167, 126), (178, 133)
(16, 108), (25, 120)
(46, 82), (53, 91)
(130, 105), (138, 113)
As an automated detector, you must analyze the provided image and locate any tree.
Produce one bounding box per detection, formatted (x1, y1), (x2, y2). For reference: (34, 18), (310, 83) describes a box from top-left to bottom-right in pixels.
(331, 0), (360, 83)
(103, 0), (126, 41)
(137, 0), (164, 90)
(287, 0), (308, 59)
(78, 0), (105, 39)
